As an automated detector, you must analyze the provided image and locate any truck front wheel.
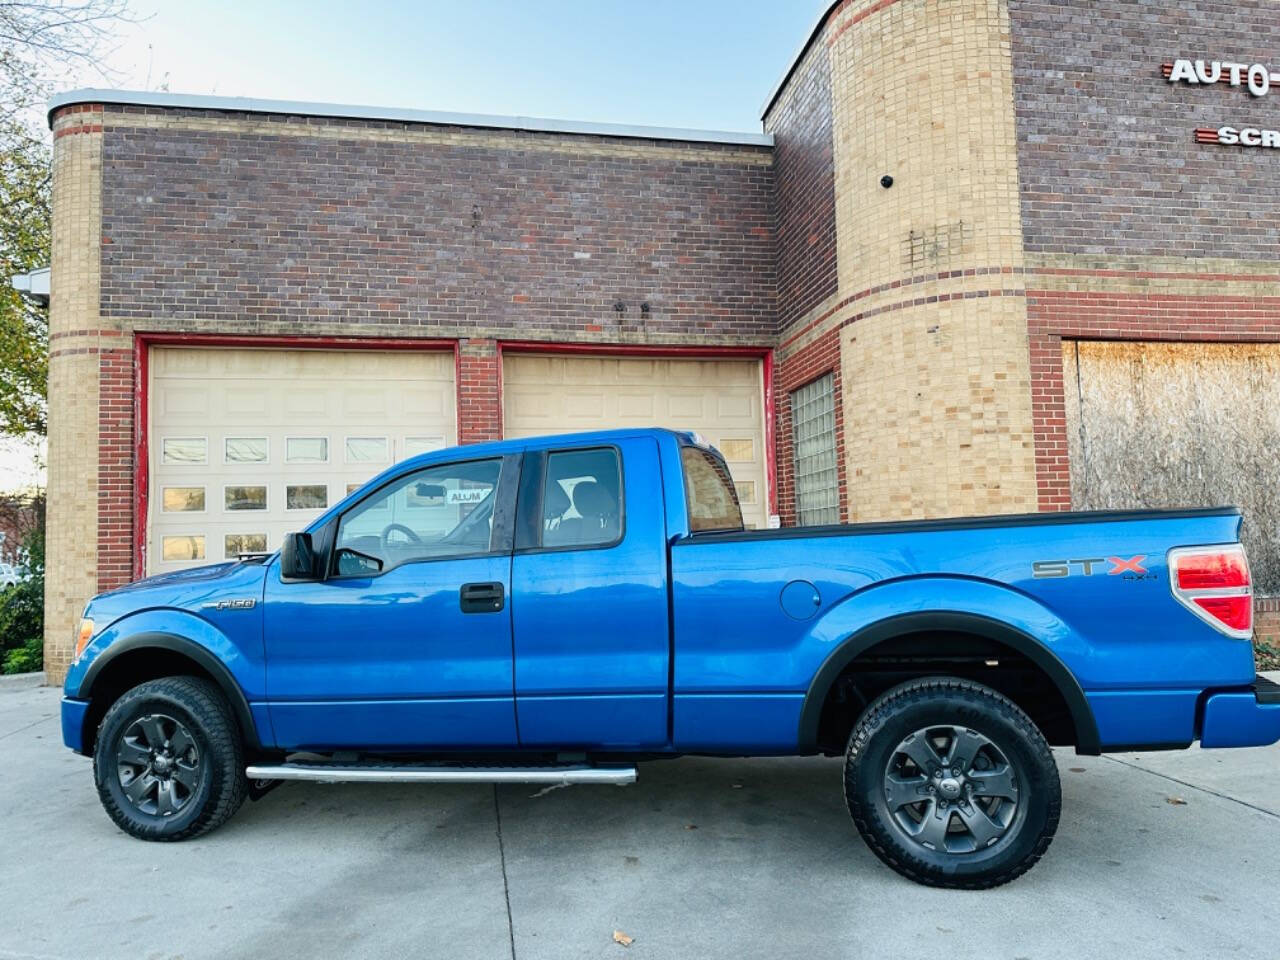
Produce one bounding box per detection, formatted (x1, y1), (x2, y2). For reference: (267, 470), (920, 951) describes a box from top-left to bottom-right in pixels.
(843, 676), (1061, 889)
(93, 676), (248, 841)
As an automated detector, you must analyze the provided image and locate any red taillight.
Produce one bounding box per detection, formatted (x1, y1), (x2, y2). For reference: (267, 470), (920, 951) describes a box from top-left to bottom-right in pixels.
(1169, 544), (1253, 639)
(1192, 595), (1253, 633)
(1174, 551), (1250, 591)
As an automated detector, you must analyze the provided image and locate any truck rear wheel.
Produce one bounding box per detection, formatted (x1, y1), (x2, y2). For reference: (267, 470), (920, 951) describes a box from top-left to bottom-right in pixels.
(93, 676), (248, 841)
(843, 676), (1060, 889)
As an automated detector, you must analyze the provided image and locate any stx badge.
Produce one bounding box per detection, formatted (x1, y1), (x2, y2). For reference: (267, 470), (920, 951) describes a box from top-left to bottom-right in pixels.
(1032, 556), (1150, 580)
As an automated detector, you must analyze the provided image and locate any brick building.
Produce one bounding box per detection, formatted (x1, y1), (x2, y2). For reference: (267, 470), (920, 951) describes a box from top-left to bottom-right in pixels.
(43, 0), (1280, 678)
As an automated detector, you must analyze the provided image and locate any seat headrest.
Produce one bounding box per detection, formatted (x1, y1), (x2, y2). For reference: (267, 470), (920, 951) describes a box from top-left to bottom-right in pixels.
(543, 481), (571, 518)
(572, 480), (615, 518)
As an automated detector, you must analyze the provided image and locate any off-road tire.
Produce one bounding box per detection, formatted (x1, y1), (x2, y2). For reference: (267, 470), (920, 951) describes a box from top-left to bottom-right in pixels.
(93, 675), (248, 841)
(844, 676), (1061, 889)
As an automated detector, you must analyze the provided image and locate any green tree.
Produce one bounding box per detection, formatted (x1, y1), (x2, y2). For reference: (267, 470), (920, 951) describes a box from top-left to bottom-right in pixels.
(0, 0), (132, 438)
(0, 493), (45, 672)
(0, 126), (49, 436)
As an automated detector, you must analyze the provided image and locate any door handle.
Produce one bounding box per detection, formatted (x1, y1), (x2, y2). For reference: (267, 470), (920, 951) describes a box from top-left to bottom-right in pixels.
(460, 581), (505, 614)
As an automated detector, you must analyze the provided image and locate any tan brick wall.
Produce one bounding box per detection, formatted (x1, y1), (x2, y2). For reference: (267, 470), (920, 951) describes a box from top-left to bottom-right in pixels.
(45, 116), (107, 682)
(840, 296), (1036, 519)
(824, 0), (1037, 519)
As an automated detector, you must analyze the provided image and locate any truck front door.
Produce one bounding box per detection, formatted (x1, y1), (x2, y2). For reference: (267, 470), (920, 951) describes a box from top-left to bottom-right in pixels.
(263, 453), (520, 750)
(511, 437), (670, 748)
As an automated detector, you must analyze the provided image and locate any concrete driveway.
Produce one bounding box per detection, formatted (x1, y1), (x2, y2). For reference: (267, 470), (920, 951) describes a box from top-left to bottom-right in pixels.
(3, 677), (1278, 960)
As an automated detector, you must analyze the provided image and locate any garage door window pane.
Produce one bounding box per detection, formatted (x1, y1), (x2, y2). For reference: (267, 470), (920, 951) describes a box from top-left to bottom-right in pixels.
(346, 436), (389, 463)
(719, 439), (754, 462)
(162, 437), (207, 464)
(792, 374), (839, 526)
(403, 436), (447, 458)
(225, 486), (267, 511)
(225, 533), (267, 557)
(287, 484), (328, 510)
(225, 437), (268, 464)
(161, 487), (205, 512)
(162, 535), (205, 561)
(286, 437), (328, 463)
(335, 458), (503, 574)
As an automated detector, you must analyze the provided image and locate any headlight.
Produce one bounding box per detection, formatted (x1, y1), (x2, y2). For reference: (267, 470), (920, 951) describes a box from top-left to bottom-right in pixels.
(74, 618), (95, 659)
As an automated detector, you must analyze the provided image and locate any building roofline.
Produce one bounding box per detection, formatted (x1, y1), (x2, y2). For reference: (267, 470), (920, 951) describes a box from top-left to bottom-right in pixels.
(48, 88), (774, 148)
(760, 0), (841, 121)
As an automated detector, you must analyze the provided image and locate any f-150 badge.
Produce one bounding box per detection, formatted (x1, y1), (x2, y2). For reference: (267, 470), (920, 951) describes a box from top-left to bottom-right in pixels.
(203, 598), (257, 610)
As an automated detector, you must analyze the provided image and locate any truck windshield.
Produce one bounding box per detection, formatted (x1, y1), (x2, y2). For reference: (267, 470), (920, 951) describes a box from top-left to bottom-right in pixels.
(681, 446), (744, 533)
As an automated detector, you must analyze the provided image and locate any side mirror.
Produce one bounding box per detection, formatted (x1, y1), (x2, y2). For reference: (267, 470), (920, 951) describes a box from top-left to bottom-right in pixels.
(280, 532), (318, 581)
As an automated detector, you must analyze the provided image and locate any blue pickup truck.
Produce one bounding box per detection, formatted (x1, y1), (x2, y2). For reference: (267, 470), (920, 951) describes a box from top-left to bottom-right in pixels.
(61, 427), (1279, 887)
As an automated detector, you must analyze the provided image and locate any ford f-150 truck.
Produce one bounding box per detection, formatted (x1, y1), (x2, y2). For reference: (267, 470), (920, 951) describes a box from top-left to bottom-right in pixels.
(61, 428), (1280, 888)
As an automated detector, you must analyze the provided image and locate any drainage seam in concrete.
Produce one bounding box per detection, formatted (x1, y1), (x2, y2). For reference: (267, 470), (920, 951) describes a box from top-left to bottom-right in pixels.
(1102, 756), (1280, 820)
(493, 784), (517, 960)
(0, 713), (57, 741)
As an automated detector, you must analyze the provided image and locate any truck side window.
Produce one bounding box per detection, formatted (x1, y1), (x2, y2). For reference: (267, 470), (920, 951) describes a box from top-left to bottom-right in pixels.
(681, 446), (744, 533)
(332, 457), (503, 576)
(541, 448), (623, 549)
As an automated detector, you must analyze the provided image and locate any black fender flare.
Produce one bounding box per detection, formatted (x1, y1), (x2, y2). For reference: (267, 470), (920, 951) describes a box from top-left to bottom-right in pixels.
(796, 611), (1101, 755)
(76, 632), (263, 750)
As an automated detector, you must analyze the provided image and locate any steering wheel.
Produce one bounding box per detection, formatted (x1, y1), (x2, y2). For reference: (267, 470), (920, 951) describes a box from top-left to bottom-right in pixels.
(380, 522), (421, 551)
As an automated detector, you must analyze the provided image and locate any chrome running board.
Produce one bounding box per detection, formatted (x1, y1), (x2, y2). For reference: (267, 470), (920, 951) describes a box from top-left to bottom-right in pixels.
(246, 762), (637, 785)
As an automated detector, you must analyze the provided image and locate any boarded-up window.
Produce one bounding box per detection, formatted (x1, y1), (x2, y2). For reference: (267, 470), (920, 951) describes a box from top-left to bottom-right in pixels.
(1063, 342), (1280, 595)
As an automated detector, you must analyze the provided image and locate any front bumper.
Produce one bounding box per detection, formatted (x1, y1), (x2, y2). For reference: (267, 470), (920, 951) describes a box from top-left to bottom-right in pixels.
(61, 697), (90, 754)
(1201, 676), (1280, 748)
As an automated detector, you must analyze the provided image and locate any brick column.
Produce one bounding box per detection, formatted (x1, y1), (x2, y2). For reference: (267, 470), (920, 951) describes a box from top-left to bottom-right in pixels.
(45, 106), (106, 682)
(457, 338), (502, 444)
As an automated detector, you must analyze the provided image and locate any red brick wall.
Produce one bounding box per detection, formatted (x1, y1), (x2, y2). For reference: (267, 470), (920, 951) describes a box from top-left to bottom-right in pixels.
(1256, 598), (1280, 655)
(97, 348), (135, 591)
(96, 107), (776, 344)
(764, 19), (838, 332)
(1010, 0), (1280, 259)
(775, 328), (846, 526)
(458, 339), (502, 445)
(1026, 277), (1280, 511)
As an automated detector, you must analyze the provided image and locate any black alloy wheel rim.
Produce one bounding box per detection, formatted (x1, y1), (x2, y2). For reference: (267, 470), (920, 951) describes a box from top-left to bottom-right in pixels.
(116, 712), (203, 816)
(882, 725), (1022, 855)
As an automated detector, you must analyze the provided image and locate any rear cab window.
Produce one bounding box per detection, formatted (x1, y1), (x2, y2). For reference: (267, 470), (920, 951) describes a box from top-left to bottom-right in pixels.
(539, 447), (624, 549)
(681, 445), (744, 534)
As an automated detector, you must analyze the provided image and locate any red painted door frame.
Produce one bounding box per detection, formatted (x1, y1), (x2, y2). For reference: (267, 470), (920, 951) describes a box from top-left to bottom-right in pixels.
(131, 332), (458, 580)
(497, 340), (778, 518)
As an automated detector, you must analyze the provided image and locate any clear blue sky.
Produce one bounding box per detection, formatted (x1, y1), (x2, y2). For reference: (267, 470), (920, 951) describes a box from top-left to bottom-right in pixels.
(2, 2), (828, 491)
(93, 0), (828, 133)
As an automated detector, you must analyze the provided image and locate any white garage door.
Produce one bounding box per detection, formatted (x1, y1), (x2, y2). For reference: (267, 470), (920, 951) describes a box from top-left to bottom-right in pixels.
(503, 354), (770, 528)
(149, 347), (455, 574)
